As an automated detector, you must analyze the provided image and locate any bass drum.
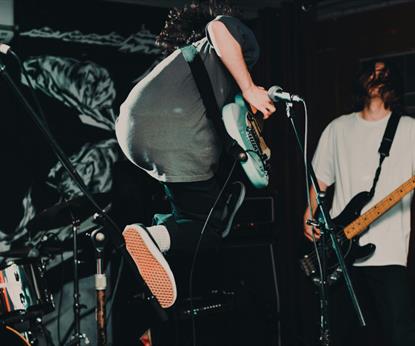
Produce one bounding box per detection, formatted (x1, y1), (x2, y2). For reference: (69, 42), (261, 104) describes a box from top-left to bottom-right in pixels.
(0, 325), (30, 346)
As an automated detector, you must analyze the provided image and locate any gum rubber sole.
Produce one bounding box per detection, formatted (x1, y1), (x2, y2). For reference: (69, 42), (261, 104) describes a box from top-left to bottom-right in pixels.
(123, 225), (176, 308)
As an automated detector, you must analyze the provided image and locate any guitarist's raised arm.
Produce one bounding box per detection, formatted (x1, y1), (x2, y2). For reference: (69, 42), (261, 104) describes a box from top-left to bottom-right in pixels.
(303, 180), (328, 241)
(207, 20), (276, 118)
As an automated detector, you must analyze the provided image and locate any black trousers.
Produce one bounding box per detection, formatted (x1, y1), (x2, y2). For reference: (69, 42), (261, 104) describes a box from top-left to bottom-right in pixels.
(151, 176), (235, 302)
(329, 265), (415, 346)
(153, 176), (228, 253)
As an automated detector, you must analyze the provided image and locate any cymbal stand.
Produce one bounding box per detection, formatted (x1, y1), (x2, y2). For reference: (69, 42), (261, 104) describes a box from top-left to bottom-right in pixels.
(67, 216), (89, 346)
(91, 228), (108, 346)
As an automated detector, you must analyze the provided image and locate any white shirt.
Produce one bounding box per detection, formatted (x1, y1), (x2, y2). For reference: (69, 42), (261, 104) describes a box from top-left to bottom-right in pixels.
(312, 112), (415, 266)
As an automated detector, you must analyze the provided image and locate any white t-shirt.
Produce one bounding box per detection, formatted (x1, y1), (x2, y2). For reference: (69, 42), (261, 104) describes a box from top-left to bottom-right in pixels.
(312, 112), (415, 266)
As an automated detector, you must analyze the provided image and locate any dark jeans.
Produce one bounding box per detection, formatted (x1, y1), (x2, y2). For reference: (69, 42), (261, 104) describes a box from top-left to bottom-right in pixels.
(151, 176), (233, 301)
(153, 176), (227, 253)
(329, 265), (415, 346)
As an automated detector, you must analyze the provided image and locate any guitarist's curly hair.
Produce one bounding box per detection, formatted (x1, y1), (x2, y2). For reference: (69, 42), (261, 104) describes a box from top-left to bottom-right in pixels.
(156, 1), (238, 56)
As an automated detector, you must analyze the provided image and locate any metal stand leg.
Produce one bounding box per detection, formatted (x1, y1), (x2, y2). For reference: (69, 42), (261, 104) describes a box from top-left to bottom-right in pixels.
(91, 228), (108, 346)
(67, 221), (89, 346)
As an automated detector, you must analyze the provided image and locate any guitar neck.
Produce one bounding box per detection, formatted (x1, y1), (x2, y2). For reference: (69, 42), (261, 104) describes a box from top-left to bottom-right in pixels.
(344, 175), (415, 240)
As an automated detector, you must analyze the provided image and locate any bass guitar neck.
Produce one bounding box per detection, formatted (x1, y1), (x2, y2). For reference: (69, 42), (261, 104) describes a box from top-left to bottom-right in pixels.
(344, 175), (415, 239)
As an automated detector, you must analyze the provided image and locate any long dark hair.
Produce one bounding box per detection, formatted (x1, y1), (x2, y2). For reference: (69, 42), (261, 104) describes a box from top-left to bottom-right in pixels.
(353, 59), (404, 113)
(156, 0), (237, 56)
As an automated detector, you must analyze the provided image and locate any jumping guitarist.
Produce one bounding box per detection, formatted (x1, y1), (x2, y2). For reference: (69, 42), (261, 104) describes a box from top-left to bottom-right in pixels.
(115, 0), (276, 312)
(303, 61), (415, 346)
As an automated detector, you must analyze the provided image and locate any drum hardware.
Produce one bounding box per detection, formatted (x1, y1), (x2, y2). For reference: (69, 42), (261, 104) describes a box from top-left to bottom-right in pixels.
(0, 196), (111, 346)
(67, 215), (89, 346)
(1, 53), (166, 345)
(27, 193), (111, 232)
(0, 245), (63, 259)
(0, 259), (55, 324)
(24, 195), (112, 346)
(0, 324), (31, 346)
(91, 227), (108, 346)
(1, 315), (54, 346)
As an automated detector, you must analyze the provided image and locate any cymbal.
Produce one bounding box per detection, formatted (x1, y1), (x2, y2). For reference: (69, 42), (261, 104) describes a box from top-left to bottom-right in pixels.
(27, 193), (111, 231)
(0, 246), (38, 258)
(0, 245), (63, 259)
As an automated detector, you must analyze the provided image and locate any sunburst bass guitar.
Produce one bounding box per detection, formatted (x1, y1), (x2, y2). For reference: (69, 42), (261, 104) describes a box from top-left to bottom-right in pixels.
(300, 175), (415, 285)
(222, 94), (271, 189)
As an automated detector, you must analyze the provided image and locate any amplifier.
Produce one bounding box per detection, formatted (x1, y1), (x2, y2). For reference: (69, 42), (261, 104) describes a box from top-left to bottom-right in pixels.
(234, 195), (275, 226)
(228, 195), (276, 240)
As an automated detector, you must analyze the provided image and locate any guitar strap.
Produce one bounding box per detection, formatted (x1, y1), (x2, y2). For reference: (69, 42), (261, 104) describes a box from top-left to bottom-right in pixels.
(180, 45), (246, 161)
(368, 111), (402, 198)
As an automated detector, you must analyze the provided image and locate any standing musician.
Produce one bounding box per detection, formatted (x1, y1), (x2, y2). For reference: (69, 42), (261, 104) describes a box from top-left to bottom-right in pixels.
(304, 61), (415, 345)
(115, 1), (276, 309)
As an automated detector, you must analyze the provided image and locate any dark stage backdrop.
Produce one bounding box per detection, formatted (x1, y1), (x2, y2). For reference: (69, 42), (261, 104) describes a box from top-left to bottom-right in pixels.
(294, 2), (415, 346)
(244, 2), (415, 346)
(0, 1), (169, 345)
(0, 0), (167, 244)
(0, 1), (287, 346)
(4, 1), (415, 346)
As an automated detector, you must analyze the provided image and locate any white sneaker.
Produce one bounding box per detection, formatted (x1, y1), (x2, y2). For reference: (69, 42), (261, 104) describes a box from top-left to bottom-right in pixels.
(123, 224), (177, 308)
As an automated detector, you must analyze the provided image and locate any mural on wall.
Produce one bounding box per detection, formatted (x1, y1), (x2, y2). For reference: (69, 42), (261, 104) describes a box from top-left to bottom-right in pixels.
(0, 3), (167, 253)
(0, 2), (169, 344)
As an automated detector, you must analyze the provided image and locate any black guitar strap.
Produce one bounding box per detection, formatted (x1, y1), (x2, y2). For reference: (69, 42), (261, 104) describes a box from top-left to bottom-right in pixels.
(180, 45), (246, 161)
(368, 111), (402, 198)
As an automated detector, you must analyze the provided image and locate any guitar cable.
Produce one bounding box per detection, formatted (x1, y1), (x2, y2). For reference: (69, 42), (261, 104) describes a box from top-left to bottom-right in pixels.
(188, 158), (238, 346)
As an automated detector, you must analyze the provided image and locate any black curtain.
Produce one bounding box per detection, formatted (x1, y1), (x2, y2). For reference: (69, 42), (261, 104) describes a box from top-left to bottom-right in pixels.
(253, 2), (321, 345)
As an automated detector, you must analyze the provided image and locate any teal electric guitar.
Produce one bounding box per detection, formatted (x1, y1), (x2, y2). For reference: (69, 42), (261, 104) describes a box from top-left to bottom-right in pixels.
(222, 94), (271, 189)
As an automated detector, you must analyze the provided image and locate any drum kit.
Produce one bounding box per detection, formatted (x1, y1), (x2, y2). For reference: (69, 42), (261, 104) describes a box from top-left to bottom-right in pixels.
(0, 193), (111, 346)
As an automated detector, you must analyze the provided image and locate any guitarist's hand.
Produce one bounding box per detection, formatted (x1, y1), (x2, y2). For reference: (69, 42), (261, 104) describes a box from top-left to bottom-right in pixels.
(242, 85), (276, 119)
(207, 21), (276, 118)
(304, 180), (327, 241)
(304, 216), (321, 241)
(304, 212), (320, 241)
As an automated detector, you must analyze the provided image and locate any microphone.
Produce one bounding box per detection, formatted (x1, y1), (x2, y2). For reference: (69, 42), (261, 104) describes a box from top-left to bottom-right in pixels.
(268, 85), (303, 103)
(0, 43), (12, 55)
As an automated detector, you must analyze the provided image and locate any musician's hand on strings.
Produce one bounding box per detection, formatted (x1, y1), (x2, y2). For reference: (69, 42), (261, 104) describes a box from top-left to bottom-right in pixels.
(303, 180), (327, 241)
(304, 214), (321, 241)
(243, 85), (276, 119)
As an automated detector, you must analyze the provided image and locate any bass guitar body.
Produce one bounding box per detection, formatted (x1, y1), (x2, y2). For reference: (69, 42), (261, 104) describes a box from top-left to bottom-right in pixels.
(300, 191), (376, 285)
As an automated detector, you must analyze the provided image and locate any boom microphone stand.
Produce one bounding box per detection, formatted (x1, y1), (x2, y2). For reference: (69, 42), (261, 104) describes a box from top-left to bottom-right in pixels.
(0, 54), (167, 343)
(283, 99), (365, 345)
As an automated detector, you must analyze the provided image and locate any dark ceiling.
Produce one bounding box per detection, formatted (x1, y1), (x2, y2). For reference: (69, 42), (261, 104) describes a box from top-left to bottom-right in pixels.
(102, 0), (414, 19)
